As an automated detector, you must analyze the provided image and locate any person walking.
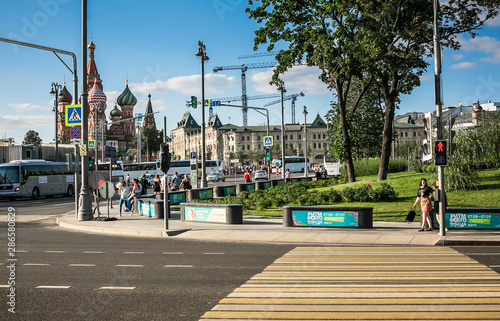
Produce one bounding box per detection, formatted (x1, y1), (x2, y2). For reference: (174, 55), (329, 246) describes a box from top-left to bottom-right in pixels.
(116, 180), (132, 217)
(171, 172), (182, 191)
(153, 174), (161, 196)
(413, 178), (434, 231)
(126, 174), (131, 186)
(284, 168), (291, 183)
(140, 174), (148, 195)
(244, 170), (251, 183)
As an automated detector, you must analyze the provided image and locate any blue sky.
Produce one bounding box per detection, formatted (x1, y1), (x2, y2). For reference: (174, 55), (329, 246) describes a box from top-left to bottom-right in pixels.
(1, 0), (499, 145)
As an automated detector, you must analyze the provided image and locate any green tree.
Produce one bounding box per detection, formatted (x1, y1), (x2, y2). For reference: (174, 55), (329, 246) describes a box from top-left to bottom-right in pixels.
(138, 126), (161, 161)
(247, 0), (499, 183)
(23, 130), (42, 146)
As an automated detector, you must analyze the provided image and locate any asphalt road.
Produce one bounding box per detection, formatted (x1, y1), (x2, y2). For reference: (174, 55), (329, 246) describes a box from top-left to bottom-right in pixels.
(1, 198), (499, 320)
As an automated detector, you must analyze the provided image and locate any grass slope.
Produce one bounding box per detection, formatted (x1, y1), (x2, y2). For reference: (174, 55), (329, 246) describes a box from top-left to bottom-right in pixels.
(246, 169), (500, 222)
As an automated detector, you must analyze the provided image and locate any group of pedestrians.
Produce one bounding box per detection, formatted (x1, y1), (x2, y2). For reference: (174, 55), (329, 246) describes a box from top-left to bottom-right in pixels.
(116, 178), (142, 217)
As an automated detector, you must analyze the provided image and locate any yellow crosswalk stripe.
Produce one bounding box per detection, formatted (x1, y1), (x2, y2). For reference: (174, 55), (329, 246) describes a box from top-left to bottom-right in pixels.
(200, 247), (500, 320)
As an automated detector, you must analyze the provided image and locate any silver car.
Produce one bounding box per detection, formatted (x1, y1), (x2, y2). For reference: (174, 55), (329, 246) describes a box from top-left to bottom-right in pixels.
(254, 170), (268, 180)
(207, 171), (225, 182)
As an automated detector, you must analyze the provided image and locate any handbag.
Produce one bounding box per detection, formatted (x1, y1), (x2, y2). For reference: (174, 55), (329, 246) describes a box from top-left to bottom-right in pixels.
(406, 208), (416, 222)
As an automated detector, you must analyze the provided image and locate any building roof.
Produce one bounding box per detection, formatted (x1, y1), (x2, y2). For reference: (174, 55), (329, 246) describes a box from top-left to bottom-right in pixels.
(176, 112), (199, 129)
(142, 94), (156, 128)
(310, 114), (327, 128)
(58, 83), (72, 103)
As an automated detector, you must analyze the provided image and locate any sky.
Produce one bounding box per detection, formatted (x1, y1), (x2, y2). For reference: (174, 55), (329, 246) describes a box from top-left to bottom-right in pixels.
(1, 0), (500, 145)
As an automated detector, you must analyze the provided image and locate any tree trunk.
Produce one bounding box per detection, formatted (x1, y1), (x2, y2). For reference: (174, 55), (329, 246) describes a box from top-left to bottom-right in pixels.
(378, 81), (397, 181)
(338, 97), (356, 183)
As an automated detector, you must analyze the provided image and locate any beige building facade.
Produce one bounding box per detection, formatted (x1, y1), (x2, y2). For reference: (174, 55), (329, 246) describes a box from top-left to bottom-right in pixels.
(170, 112), (329, 166)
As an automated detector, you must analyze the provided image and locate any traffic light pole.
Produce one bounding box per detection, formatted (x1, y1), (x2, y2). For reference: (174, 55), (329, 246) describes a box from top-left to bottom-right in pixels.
(433, 0), (446, 236)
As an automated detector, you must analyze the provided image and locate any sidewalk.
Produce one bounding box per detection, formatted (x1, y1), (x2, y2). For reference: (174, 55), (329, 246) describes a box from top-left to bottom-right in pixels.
(56, 202), (500, 246)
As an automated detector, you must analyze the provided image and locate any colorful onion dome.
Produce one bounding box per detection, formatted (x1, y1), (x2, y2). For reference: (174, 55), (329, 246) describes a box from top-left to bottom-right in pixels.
(88, 79), (107, 104)
(109, 103), (122, 119)
(117, 80), (137, 106)
(58, 83), (72, 103)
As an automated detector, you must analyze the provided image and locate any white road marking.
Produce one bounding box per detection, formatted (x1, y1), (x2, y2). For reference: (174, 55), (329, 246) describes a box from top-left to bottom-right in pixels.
(36, 286), (71, 289)
(45, 250), (65, 253)
(164, 265), (193, 268)
(99, 286), (135, 290)
(116, 265), (144, 268)
(123, 251), (144, 254)
(163, 252), (183, 255)
(83, 251), (103, 254)
(15, 250), (28, 253)
(69, 264), (96, 267)
(24, 263), (50, 266)
(204, 252), (224, 255)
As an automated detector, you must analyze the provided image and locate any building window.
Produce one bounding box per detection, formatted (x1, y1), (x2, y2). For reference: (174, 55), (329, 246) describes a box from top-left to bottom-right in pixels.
(247, 145), (250, 150)
(313, 134), (316, 139)
(405, 132), (408, 137)
(318, 143), (321, 149)
(323, 134), (326, 139)
(298, 134), (301, 140)
(400, 132), (404, 137)
(285, 135), (288, 139)
(277, 135), (279, 140)
(247, 136), (250, 141)
(258, 136), (260, 141)
(258, 145), (261, 150)
(290, 143), (293, 149)
(242, 136), (245, 141)
(413, 132), (416, 137)
(290, 135), (293, 140)
(313, 143), (317, 148)
(242, 145), (245, 150)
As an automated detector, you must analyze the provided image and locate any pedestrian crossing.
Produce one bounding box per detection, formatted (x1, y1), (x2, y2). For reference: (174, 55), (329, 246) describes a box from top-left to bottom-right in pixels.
(200, 247), (500, 320)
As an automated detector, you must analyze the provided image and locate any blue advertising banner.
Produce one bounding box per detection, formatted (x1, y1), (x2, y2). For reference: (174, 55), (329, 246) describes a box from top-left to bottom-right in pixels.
(292, 210), (359, 227)
(446, 212), (500, 229)
(169, 193), (186, 204)
(224, 186), (236, 196)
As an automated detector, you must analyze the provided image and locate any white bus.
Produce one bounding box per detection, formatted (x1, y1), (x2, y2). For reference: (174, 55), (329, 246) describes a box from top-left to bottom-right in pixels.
(0, 160), (75, 201)
(272, 156), (310, 173)
(122, 162), (162, 180)
(167, 160), (224, 176)
(95, 161), (125, 184)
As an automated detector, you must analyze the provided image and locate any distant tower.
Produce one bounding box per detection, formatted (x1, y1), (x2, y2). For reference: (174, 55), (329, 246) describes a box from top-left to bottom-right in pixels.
(88, 79), (107, 143)
(57, 83), (72, 141)
(117, 80), (137, 152)
(142, 93), (156, 129)
(86, 38), (102, 91)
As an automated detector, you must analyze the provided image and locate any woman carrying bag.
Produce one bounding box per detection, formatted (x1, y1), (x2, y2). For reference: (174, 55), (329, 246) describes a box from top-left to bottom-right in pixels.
(413, 178), (434, 231)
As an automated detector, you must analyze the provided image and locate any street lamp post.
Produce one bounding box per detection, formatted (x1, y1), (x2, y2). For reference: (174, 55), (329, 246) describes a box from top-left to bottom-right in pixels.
(195, 41), (209, 188)
(50, 82), (62, 161)
(278, 81), (286, 179)
(303, 106), (308, 177)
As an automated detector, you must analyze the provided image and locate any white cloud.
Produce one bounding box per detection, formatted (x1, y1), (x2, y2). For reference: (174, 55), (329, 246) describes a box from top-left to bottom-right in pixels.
(129, 73), (237, 95)
(419, 75), (433, 81)
(451, 53), (465, 60)
(9, 102), (46, 111)
(451, 62), (479, 70)
(250, 65), (328, 95)
(485, 15), (500, 27)
(0, 114), (53, 142)
(458, 35), (500, 63)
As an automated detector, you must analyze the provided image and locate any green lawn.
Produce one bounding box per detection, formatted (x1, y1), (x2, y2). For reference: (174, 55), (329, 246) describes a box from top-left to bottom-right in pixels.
(245, 168), (500, 222)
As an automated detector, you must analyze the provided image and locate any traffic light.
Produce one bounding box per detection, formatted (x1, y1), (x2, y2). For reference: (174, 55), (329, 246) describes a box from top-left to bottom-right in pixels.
(265, 148), (270, 161)
(434, 140), (447, 166)
(448, 117), (456, 156)
(88, 157), (94, 171)
(421, 112), (433, 162)
(160, 144), (171, 173)
(190, 96), (197, 109)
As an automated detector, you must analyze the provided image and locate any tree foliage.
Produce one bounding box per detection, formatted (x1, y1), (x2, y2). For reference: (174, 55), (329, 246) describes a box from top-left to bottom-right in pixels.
(23, 130), (42, 146)
(246, 0), (499, 184)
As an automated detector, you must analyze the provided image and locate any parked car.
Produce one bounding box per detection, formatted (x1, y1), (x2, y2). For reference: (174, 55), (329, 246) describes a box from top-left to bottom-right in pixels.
(254, 170), (268, 180)
(206, 171), (225, 182)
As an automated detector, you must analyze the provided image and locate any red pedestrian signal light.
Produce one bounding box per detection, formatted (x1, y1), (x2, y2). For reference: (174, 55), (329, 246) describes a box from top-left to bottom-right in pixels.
(434, 140), (447, 166)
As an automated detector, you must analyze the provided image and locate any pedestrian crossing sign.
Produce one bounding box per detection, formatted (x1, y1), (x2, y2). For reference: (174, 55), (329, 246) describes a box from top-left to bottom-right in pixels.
(263, 136), (273, 147)
(88, 140), (95, 149)
(65, 104), (82, 127)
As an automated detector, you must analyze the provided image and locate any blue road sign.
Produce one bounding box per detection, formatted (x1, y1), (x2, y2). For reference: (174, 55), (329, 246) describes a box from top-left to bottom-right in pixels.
(263, 136), (273, 147)
(65, 104), (82, 127)
(211, 100), (221, 107)
(88, 140), (96, 149)
(190, 152), (197, 159)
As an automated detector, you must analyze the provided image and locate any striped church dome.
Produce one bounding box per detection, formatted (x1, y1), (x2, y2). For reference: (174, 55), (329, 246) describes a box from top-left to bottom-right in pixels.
(117, 80), (137, 106)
